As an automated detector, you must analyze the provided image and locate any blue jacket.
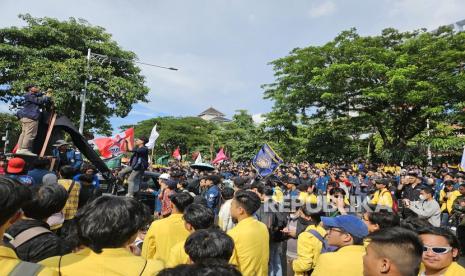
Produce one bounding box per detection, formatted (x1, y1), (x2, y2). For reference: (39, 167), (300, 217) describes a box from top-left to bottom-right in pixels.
(52, 148), (83, 170)
(16, 92), (50, 120)
(27, 169), (56, 186)
(6, 174), (35, 186)
(315, 176), (329, 194)
(203, 185), (221, 214)
(73, 174), (100, 188)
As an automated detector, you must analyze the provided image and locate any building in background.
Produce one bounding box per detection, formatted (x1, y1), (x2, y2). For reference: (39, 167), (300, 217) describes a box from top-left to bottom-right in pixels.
(198, 107), (230, 123)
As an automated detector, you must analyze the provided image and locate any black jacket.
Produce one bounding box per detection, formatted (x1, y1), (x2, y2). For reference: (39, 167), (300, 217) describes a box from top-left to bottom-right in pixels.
(130, 146), (149, 171)
(16, 92), (50, 120)
(5, 219), (72, 263)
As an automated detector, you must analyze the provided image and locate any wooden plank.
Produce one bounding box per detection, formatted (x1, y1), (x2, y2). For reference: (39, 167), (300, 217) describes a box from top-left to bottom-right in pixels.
(40, 112), (57, 157)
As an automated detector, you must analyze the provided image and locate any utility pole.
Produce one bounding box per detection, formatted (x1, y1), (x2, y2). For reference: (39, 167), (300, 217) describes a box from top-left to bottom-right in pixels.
(79, 48), (91, 134)
(427, 118), (433, 167)
(78, 49), (178, 134)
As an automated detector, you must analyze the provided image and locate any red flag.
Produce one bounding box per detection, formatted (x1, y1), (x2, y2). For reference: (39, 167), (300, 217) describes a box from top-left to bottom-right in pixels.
(172, 147), (181, 161)
(212, 148), (227, 164)
(93, 128), (134, 159)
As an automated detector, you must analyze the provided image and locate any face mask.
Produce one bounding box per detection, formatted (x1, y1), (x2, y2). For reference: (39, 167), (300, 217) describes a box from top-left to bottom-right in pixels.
(290, 213), (298, 219)
(419, 195), (425, 201)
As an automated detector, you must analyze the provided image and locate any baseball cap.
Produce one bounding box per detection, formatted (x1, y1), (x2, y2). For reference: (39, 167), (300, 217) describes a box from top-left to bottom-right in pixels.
(321, 215), (369, 239)
(374, 178), (390, 186)
(7, 157), (26, 174)
(159, 173), (170, 180)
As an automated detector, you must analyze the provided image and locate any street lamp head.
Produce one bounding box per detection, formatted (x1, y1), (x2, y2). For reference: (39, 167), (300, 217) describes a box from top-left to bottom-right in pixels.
(168, 67), (178, 71)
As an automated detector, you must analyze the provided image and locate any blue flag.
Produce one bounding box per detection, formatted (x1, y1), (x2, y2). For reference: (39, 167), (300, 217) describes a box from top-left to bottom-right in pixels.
(252, 144), (283, 177)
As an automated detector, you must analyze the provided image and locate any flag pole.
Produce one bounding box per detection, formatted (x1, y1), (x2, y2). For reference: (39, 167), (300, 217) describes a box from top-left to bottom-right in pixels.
(149, 147), (155, 169)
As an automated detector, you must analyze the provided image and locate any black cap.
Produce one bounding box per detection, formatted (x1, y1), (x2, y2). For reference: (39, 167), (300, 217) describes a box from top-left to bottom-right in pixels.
(375, 178), (390, 186)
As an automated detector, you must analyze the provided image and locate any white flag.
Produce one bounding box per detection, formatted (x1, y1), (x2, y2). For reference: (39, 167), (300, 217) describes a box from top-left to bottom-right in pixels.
(145, 124), (159, 149)
(460, 146), (465, 171)
(195, 152), (202, 164)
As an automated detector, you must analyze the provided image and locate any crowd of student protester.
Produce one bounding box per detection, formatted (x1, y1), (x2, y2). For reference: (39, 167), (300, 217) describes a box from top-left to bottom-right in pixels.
(1, 155), (465, 275)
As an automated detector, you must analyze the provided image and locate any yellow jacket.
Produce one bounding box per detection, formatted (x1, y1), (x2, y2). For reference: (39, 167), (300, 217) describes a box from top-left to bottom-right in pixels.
(419, 261), (465, 276)
(1, 246), (57, 276)
(272, 186), (284, 203)
(40, 247), (163, 276)
(440, 190), (461, 214)
(228, 217), (269, 276)
(141, 213), (190, 264)
(312, 245), (365, 276)
(58, 179), (81, 220)
(370, 188), (393, 208)
(166, 240), (189, 268)
(298, 192), (318, 204)
(292, 224), (327, 276)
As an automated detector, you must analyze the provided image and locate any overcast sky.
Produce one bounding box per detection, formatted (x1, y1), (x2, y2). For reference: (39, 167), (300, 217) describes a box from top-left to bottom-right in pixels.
(1, 0), (464, 131)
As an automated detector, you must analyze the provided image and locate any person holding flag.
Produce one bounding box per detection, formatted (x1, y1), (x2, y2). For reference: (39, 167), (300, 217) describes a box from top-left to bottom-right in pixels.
(118, 136), (149, 197)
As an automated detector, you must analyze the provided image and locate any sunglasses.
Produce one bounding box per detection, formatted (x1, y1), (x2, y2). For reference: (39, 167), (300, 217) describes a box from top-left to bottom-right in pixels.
(423, 245), (453, 254)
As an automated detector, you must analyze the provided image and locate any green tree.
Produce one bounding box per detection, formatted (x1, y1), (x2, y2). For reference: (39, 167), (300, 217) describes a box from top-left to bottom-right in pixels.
(264, 27), (465, 163)
(213, 110), (265, 161)
(0, 14), (149, 135)
(0, 113), (20, 152)
(121, 116), (218, 159)
(123, 111), (267, 162)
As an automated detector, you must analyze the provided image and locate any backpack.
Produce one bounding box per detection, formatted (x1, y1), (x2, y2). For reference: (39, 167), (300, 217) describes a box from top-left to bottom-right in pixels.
(381, 190), (399, 213)
(308, 229), (337, 254)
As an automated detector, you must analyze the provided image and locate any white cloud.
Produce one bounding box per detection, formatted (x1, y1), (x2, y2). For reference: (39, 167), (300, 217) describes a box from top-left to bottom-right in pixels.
(308, 1), (336, 18)
(252, 113), (266, 124)
(386, 0), (465, 30)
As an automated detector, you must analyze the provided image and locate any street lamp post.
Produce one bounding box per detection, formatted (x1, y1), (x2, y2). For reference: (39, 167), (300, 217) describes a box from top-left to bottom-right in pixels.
(79, 48), (91, 134)
(78, 49), (178, 134)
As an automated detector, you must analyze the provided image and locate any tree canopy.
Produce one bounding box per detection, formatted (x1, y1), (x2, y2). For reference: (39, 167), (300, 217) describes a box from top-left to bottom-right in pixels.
(0, 14), (149, 135)
(263, 27), (465, 163)
(0, 112), (20, 152)
(124, 111), (265, 162)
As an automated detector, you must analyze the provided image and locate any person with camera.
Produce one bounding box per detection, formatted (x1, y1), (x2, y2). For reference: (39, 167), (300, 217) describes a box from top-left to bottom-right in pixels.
(403, 186), (441, 227)
(16, 84), (52, 156)
(398, 171), (423, 218)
